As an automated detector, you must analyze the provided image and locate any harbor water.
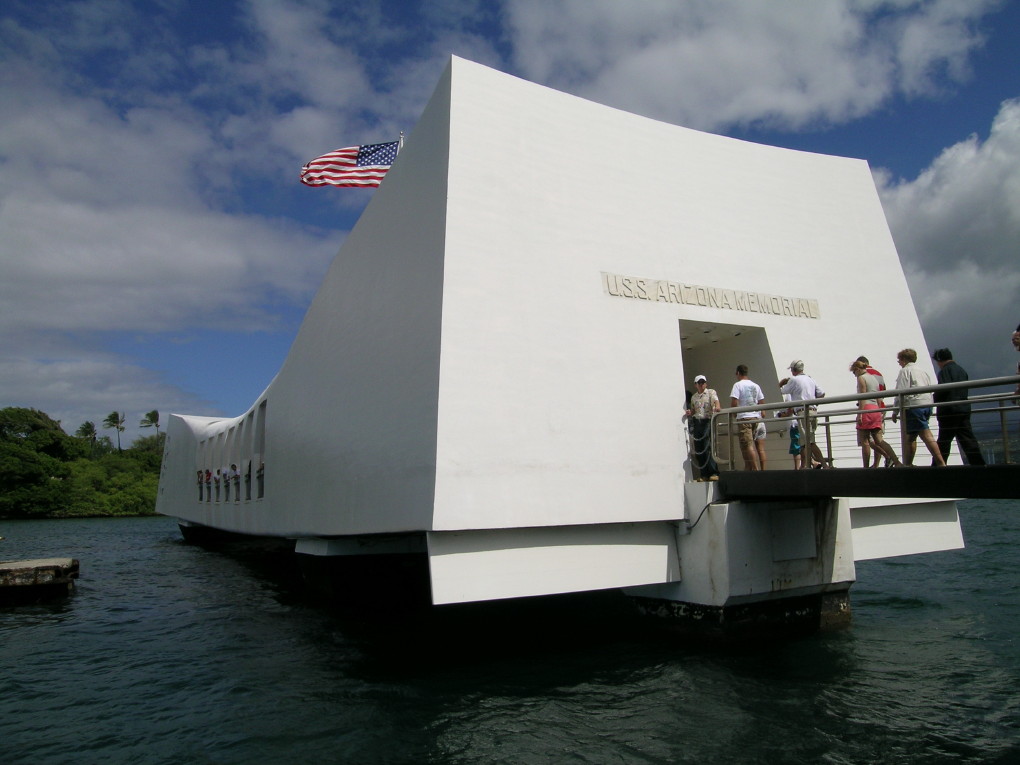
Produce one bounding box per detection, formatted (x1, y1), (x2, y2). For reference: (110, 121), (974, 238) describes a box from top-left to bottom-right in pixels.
(2, 500), (1018, 764)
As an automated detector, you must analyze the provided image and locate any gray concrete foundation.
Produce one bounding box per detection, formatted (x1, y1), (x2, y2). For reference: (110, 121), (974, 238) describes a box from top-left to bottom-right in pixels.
(630, 589), (852, 639)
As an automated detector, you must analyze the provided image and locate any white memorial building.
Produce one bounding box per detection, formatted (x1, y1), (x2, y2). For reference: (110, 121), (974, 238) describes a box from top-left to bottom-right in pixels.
(157, 57), (961, 632)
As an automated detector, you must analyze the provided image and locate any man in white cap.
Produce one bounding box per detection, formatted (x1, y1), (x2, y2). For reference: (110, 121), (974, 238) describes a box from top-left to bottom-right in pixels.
(779, 360), (828, 467)
(685, 374), (720, 480)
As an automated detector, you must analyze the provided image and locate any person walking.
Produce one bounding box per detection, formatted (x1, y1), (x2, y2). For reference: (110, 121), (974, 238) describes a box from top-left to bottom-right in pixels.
(686, 375), (720, 481)
(856, 355), (889, 466)
(730, 365), (767, 471)
(1013, 323), (1020, 394)
(779, 360), (828, 468)
(850, 359), (901, 468)
(891, 348), (946, 467)
(931, 348), (985, 465)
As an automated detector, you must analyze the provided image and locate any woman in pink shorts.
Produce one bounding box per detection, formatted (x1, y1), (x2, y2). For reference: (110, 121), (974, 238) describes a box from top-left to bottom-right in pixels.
(850, 360), (901, 467)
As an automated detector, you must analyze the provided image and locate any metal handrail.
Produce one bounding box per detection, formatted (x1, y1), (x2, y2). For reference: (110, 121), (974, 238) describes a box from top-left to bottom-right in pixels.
(711, 374), (1020, 469)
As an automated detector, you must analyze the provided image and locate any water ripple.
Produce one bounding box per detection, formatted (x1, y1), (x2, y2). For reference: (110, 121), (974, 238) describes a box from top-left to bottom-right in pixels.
(1, 505), (1019, 764)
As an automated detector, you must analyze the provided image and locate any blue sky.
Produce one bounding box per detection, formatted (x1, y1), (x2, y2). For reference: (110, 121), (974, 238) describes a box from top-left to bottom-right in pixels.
(1, 0), (1018, 444)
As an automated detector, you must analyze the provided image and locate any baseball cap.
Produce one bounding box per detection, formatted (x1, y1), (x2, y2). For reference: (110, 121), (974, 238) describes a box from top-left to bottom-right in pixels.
(789, 360), (804, 373)
(694, 375), (707, 383)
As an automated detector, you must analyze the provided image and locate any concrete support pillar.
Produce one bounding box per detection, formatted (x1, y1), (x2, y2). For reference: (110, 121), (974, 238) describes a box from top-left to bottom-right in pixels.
(626, 498), (856, 636)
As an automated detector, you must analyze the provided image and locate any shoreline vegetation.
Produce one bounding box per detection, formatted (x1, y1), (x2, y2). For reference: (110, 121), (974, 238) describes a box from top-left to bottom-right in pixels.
(1, 407), (161, 520)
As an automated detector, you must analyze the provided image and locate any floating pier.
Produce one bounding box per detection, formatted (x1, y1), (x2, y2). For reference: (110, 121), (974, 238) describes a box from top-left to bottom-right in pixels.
(0, 558), (79, 605)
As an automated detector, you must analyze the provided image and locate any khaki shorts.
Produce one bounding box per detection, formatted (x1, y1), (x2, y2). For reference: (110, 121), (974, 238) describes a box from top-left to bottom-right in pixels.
(738, 419), (764, 446)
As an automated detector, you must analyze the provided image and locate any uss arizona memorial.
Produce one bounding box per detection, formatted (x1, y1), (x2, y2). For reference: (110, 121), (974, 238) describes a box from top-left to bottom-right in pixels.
(602, 273), (820, 320)
(157, 57), (971, 631)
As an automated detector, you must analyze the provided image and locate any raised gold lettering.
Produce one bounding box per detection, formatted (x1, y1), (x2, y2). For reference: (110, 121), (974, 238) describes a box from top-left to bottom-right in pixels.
(601, 272), (819, 319)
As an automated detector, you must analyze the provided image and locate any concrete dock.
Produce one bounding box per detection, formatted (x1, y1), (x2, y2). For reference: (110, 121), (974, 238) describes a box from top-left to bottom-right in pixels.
(0, 558), (79, 605)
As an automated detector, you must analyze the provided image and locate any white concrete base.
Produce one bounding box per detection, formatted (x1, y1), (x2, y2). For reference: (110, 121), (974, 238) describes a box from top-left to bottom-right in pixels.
(849, 498), (963, 561)
(427, 523), (681, 605)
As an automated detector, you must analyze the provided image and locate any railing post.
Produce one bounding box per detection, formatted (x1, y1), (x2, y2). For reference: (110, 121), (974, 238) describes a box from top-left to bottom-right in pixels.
(727, 412), (735, 473)
(823, 414), (833, 465)
(898, 397), (907, 458)
(1001, 399), (1012, 464)
(800, 409), (810, 461)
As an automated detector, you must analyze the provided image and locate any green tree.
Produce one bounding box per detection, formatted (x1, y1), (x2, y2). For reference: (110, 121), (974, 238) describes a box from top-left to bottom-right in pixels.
(0, 408), (81, 517)
(63, 454), (159, 517)
(0, 406), (160, 519)
(103, 411), (126, 452)
(93, 435), (116, 456)
(0, 407), (64, 441)
(130, 432), (166, 470)
(0, 407), (85, 462)
(75, 420), (97, 441)
(0, 440), (69, 517)
(76, 420), (98, 455)
(140, 409), (160, 434)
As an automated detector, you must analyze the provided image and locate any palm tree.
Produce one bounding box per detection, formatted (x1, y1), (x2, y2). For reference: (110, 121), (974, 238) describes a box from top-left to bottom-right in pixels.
(103, 411), (126, 452)
(140, 410), (160, 434)
(75, 420), (97, 441)
(75, 421), (98, 455)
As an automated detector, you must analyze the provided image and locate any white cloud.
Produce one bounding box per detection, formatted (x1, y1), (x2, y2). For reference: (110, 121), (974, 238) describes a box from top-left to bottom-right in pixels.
(0, 59), (338, 338)
(504, 0), (1000, 131)
(877, 98), (1020, 380)
(0, 350), (214, 446)
(0, 4), (344, 438)
(243, 1), (373, 112)
(0, 197), (337, 333)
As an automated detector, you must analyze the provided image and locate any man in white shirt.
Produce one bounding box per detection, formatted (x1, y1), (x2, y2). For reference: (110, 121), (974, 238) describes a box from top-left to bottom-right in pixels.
(779, 360), (828, 468)
(730, 364), (767, 471)
(779, 360), (824, 406)
(891, 348), (945, 466)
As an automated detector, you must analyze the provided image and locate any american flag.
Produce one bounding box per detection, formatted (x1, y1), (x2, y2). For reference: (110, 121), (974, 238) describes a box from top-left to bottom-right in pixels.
(300, 141), (400, 188)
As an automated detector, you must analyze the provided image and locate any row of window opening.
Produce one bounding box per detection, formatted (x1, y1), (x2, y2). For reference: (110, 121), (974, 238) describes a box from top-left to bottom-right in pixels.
(197, 463), (264, 502)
